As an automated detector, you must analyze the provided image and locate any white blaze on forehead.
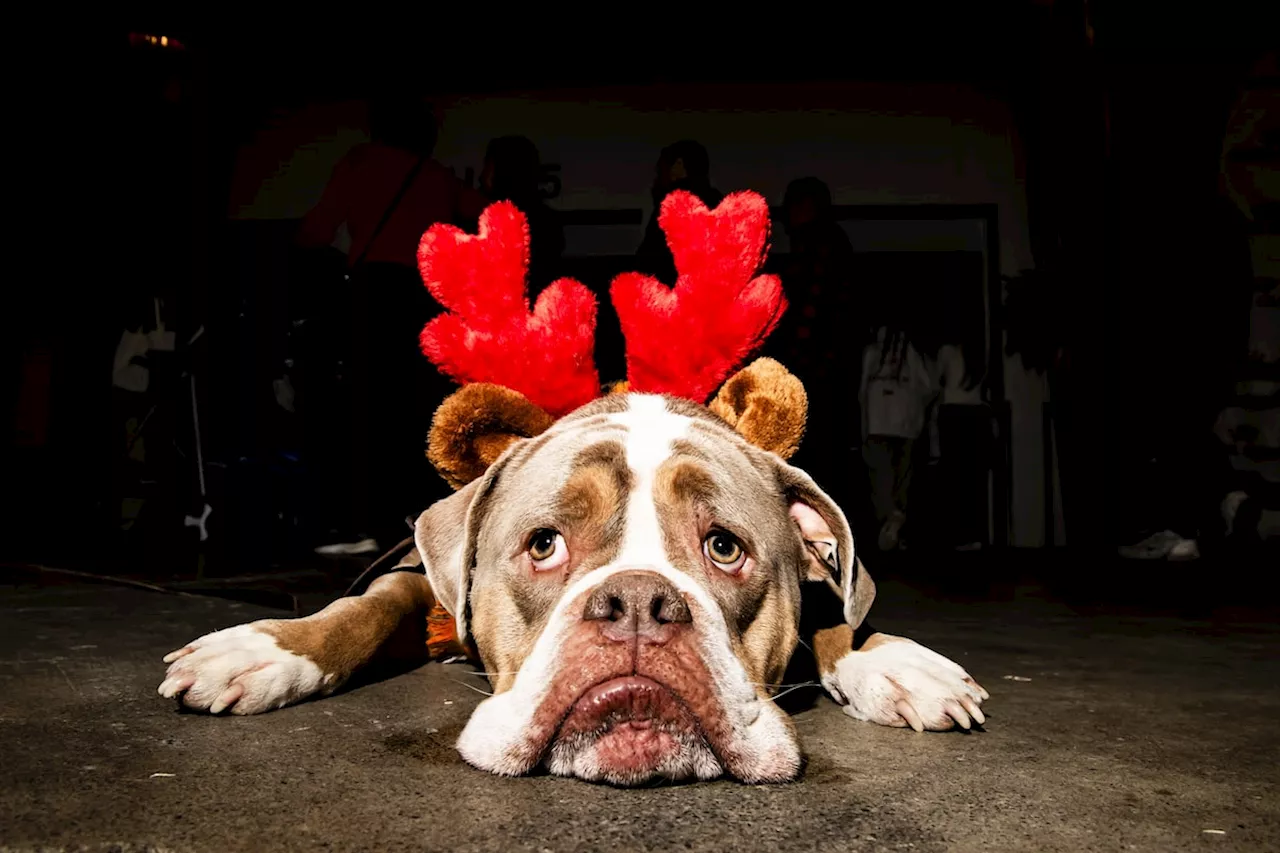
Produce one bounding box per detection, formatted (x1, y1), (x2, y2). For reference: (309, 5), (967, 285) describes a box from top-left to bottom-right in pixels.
(616, 394), (692, 472)
(611, 394), (693, 568)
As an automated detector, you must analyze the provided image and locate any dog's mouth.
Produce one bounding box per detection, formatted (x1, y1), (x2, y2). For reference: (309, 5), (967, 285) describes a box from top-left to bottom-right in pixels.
(455, 583), (804, 786)
(558, 676), (700, 739)
(542, 676), (723, 785)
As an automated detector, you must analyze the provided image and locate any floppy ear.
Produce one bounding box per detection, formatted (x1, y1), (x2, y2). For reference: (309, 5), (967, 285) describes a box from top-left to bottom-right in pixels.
(708, 357), (807, 460)
(413, 477), (479, 641)
(413, 459), (511, 642)
(777, 462), (876, 630)
(427, 383), (555, 489)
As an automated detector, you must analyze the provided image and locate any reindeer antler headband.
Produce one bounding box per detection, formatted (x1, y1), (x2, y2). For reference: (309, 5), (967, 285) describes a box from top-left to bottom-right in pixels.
(417, 189), (808, 488)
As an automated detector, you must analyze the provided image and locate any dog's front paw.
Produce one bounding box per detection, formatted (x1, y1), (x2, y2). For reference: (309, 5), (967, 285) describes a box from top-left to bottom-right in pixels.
(825, 635), (989, 732)
(157, 622), (325, 715)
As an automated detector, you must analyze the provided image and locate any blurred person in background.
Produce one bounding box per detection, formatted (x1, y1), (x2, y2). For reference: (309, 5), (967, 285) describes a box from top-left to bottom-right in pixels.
(478, 135), (564, 291)
(295, 93), (488, 556)
(635, 140), (724, 283)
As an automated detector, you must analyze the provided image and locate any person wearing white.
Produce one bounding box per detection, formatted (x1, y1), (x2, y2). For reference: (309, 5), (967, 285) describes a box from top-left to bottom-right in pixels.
(859, 327), (936, 551)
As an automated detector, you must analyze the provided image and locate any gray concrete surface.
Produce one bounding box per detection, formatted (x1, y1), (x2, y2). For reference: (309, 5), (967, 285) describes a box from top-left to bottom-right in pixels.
(1, 578), (1276, 852)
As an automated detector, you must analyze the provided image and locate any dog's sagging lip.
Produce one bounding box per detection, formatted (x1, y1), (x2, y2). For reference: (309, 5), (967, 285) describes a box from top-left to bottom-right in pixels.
(523, 662), (784, 787)
(560, 676), (695, 736)
(456, 657), (733, 787)
(545, 675), (718, 784)
(497, 653), (801, 786)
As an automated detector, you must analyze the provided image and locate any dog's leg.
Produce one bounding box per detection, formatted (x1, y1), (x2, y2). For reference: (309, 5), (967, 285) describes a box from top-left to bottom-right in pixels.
(810, 568), (989, 732)
(157, 571), (435, 715)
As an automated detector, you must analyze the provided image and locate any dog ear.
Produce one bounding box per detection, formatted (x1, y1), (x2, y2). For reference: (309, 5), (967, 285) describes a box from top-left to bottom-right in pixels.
(413, 453), (512, 642)
(413, 479), (479, 642)
(708, 358), (807, 460)
(776, 462), (876, 631)
(427, 384), (556, 490)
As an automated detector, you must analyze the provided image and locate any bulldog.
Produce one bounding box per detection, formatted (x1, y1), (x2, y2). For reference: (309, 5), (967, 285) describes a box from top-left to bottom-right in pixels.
(156, 191), (988, 786)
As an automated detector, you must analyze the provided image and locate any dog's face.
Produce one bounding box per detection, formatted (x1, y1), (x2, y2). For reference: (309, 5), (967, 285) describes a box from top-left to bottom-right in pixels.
(415, 392), (873, 786)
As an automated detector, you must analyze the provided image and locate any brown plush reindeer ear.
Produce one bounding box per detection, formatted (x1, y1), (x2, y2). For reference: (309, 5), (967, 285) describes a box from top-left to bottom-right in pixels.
(427, 384), (555, 490)
(708, 357), (808, 460)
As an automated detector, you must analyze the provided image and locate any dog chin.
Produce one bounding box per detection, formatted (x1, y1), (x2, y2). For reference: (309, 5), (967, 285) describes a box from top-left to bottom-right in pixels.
(544, 729), (724, 785)
(542, 676), (724, 786)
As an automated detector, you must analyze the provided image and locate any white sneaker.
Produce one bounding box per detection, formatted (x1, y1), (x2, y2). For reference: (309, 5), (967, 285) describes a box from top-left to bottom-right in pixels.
(314, 537), (380, 557)
(1167, 538), (1201, 561)
(878, 511), (905, 551)
(1221, 491), (1249, 537)
(1117, 530), (1185, 560)
(1258, 509), (1280, 541)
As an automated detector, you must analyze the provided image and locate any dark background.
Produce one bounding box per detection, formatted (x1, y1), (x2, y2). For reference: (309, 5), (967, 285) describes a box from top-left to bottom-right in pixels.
(3, 7), (1277, 605)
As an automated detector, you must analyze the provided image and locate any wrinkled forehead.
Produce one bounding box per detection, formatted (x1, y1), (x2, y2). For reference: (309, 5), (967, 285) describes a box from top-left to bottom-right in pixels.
(491, 394), (773, 524)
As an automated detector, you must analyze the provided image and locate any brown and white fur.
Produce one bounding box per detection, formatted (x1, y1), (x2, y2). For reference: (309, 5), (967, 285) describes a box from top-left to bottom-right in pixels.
(158, 392), (987, 785)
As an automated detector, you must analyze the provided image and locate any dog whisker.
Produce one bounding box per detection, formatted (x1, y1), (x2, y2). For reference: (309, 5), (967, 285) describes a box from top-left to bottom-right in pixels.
(452, 679), (494, 697)
(462, 670), (518, 678)
(763, 682), (821, 703)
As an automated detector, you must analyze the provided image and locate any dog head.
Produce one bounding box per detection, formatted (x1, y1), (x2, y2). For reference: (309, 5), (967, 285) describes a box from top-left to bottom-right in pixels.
(409, 190), (872, 785)
(414, 367), (873, 785)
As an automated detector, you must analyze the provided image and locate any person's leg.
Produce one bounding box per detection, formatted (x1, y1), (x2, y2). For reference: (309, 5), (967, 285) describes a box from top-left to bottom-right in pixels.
(892, 437), (916, 517)
(864, 436), (906, 550)
(862, 437), (894, 526)
(362, 265), (454, 548)
(950, 405), (990, 548)
(303, 266), (369, 549)
(877, 437), (912, 549)
(304, 268), (384, 554)
(299, 359), (358, 541)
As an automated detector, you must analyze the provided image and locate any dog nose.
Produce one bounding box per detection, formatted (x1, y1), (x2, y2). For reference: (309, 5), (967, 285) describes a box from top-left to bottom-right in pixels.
(582, 571), (692, 642)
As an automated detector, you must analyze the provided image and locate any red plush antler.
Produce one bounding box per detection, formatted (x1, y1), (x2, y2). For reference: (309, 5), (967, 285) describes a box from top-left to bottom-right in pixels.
(417, 201), (600, 417)
(610, 190), (787, 403)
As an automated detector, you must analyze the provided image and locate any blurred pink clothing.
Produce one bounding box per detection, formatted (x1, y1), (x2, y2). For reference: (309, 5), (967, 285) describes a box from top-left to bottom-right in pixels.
(298, 142), (488, 268)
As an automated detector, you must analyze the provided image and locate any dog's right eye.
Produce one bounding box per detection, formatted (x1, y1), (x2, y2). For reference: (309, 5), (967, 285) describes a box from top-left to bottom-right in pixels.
(703, 530), (747, 573)
(527, 528), (568, 571)
(529, 529), (558, 560)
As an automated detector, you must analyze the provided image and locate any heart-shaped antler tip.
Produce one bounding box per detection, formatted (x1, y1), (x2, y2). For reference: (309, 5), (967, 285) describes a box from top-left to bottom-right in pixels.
(417, 201), (601, 417)
(612, 189), (787, 403)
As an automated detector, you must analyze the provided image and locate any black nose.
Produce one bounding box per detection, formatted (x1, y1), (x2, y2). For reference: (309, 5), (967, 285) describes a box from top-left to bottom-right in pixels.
(582, 571), (692, 642)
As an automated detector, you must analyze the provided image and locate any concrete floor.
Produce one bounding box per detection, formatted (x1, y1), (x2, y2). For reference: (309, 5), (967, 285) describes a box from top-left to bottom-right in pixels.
(1, 573), (1277, 852)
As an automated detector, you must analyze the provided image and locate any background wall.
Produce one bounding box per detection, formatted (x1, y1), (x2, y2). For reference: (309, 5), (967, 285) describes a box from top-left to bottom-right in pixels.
(226, 81), (1061, 547)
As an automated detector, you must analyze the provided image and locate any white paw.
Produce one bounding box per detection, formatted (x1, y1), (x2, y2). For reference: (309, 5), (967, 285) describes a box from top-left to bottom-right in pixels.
(825, 636), (989, 732)
(157, 622), (325, 715)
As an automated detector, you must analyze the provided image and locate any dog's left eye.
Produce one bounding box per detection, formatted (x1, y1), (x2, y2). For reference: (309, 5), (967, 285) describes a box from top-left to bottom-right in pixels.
(703, 531), (745, 571)
(527, 528), (568, 571)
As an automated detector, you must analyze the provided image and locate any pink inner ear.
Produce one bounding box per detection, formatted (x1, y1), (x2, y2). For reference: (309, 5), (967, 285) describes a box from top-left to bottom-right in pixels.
(789, 501), (834, 541)
(789, 500), (839, 583)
